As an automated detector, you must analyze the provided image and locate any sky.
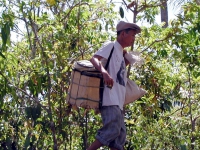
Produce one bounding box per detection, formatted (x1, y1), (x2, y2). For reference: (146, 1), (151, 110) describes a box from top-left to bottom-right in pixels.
(114, 0), (181, 26)
(10, 0), (182, 42)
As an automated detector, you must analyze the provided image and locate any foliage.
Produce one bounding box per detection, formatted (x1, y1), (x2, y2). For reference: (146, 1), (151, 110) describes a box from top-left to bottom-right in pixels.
(124, 1), (200, 150)
(0, 0), (199, 150)
(0, 0), (117, 149)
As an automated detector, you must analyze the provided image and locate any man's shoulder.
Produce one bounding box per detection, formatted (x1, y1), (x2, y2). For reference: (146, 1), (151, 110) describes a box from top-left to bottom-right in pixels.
(104, 41), (122, 51)
(98, 41), (115, 52)
(102, 40), (115, 47)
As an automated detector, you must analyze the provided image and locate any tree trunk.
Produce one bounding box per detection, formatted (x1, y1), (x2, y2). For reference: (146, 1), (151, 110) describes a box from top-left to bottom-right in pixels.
(160, 0), (168, 28)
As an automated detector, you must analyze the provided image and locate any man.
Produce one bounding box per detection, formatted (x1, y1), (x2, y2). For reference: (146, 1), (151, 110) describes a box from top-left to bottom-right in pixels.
(87, 21), (141, 150)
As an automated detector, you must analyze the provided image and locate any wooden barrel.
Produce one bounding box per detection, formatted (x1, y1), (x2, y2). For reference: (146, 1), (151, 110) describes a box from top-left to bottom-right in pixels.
(67, 61), (103, 109)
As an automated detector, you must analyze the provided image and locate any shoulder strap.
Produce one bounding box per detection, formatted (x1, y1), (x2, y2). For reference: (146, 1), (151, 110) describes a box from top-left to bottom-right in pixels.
(105, 46), (114, 70)
(99, 46), (114, 109)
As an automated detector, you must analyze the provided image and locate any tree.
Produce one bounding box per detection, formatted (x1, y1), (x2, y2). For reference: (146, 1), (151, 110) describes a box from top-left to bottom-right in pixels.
(0, 0), (117, 149)
(118, 1), (199, 149)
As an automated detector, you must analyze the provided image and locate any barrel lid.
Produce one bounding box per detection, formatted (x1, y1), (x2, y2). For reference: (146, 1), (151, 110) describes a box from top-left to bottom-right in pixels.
(76, 60), (94, 68)
(73, 60), (96, 71)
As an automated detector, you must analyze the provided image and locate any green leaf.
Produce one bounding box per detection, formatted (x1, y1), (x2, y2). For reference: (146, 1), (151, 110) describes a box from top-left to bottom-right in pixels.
(25, 107), (32, 119)
(180, 144), (187, 150)
(32, 105), (41, 121)
(119, 6), (124, 18)
(160, 49), (168, 57)
(0, 52), (6, 59)
(105, 22), (108, 31)
(24, 134), (31, 149)
(1, 23), (11, 50)
(1, 27), (8, 46)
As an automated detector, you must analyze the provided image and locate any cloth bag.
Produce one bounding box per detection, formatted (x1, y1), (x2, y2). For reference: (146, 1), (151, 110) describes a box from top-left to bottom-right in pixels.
(124, 78), (147, 105)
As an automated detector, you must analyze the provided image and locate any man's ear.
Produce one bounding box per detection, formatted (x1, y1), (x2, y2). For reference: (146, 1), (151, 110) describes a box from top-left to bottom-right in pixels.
(120, 30), (125, 37)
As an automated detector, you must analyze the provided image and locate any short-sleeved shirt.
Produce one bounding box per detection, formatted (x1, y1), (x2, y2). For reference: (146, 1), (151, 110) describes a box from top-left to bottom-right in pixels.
(94, 41), (127, 110)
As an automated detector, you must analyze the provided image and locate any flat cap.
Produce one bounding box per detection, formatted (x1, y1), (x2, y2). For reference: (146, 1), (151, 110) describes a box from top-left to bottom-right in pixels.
(116, 21), (141, 33)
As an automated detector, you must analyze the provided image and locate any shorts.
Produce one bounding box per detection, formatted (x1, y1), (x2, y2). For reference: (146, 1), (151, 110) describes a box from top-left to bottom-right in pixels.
(96, 105), (126, 150)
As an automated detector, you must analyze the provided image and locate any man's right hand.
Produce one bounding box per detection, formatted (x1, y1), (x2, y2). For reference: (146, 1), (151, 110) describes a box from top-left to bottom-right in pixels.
(90, 55), (114, 88)
(102, 71), (114, 88)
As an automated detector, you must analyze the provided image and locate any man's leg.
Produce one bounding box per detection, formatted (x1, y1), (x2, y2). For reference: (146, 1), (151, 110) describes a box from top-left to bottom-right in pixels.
(87, 139), (103, 150)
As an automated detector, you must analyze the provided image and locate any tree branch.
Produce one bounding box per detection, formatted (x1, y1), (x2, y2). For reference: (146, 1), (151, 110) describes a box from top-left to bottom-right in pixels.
(60, 2), (89, 22)
(141, 33), (173, 53)
(0, 71), (48, 111)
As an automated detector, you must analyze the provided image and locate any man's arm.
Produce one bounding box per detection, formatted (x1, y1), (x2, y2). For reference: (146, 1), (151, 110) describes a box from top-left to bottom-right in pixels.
(90, 55), (114, 87)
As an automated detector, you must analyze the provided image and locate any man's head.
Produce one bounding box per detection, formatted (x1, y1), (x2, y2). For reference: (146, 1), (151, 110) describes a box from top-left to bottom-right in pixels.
(116, 21), (141, 48)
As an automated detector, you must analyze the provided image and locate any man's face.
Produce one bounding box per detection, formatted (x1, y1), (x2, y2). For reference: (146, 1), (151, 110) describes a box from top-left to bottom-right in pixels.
(122, 29), (137, 47)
